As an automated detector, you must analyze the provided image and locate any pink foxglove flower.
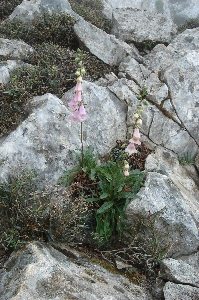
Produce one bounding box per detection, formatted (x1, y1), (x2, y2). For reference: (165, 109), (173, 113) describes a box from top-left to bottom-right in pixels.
(130, 128), (141, 145)
(75, 81), (82, 92)
(125, 142), (137, 155)
(68, 96), (79, 111)
(69, 110), (81, 124)
(124, 169), (129, 176)
(77, 104), (88, 122)
(73, 91), (82, 102)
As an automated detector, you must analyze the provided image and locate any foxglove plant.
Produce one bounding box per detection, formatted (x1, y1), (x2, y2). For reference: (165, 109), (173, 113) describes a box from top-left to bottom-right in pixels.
(124, 88), (148, 175)
(68, 49), (88, 169)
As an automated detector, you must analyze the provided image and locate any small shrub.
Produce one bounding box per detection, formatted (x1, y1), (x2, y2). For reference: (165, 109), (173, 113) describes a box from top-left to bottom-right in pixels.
(0, 12), (77, 48)
(0, 170), (92, 250)
(0, 0), (22, 22)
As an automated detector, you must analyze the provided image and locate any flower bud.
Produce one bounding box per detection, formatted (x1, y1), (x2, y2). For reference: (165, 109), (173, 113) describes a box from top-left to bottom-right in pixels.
(81, 68), (86, 75)
(75, 70), (81, 77)
(133, 113), (139, 119)
(76, 76), (83, 82)
(136, 119), (142, 126)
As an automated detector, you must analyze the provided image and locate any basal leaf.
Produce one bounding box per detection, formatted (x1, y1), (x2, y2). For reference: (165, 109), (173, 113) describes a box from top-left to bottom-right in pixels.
(96, 201), (114, 214)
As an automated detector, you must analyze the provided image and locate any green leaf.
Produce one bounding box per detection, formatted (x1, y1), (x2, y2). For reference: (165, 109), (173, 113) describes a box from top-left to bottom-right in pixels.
(84, 197), (100, 202)
(96, 201), (114, 214)
(99, 192), (109, 199)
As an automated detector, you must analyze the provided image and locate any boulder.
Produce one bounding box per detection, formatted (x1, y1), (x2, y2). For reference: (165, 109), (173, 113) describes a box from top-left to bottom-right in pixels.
(163, 282), (199, 300)
(7, 0), (77, 24)
(111, 8), (177, 44)
(162, 50), (199, 145)
(0, 81), (127, 184)
(74, 19), (143, 66)
(0, 241), (152, 300)
(144, 27), (199, 72)
(0, 38), (34, 60)
(102, 0), (199, 25)
(160, 257), (199, 287)
(126, 172), (199, 258)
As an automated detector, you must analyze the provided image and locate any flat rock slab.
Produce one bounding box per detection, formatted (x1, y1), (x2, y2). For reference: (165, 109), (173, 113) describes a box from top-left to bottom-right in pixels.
(74, 19), (142, 66)
(164, 282), (199, 300)
(0, 241), (152, 300)
(111, 8), (177, 43)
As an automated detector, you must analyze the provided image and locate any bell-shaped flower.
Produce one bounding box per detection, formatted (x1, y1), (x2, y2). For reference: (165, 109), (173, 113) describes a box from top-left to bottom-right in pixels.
(77, 104), (88, 122)
(75, 81), (82, 92)
(124, 169), (129, 176)
(73, 91), (82, 102)
(125, 142), (137, 155)
(68, 96), (79, 111)
(130, 128), (141, 145)
(69, 110), (81, 124)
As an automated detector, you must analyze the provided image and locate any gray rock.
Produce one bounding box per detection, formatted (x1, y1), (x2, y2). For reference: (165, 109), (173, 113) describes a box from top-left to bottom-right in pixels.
(102, 0), (142, 19)
(126, 171), (199, 258)
(145, 147), (199, 227)
(0, 38), (34, 60)
(0, 81), (127, 185)
(162, 50), (199, 145)
(160, 258), (199, 287)
(102, 0), (199, 25)
(111, 8), (177, 44)
(0, 241), (152, 300)
(74, 19), (142, 66)
(7, 0), (77, 24)
(144, 28), (199, 73)
(163, 282), (199, 300)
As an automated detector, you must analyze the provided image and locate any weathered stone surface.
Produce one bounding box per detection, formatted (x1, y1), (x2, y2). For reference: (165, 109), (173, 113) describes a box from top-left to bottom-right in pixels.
(102, 0), (142, 19)
(7, 0), (77, 23)
(74, 19), (142, 66)
(145, 147), (199, 227)
(126, 171), (199, 258)
(160, 258), (199, 287)
(0, 241), (152, 300)
(162, 50), (199, 145)
(144, 28), (199, 72)
(102, 0), (199, 25)
(0, 81), (127, 184)
(163, 282), (199, 300)
(0, 38), (34, 60)
(111, 8), (177, 43)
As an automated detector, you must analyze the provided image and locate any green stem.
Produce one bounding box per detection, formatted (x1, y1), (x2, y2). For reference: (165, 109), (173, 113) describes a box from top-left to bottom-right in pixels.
(80, 121), (84, 171)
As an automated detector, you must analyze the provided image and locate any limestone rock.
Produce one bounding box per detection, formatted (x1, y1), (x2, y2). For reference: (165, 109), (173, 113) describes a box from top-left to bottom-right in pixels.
(162, 50), (199, 145)
(7, 0), (77, 24)
(111, 8), (177, 44)
(0, 241), (152, 300)
(163, 282), (199, 300)
(74, 19), (143, 66)
(145, 147), (199, 228)
(0, 38), (34, 60)
(102, 0), (142, 19)
(144, 27), (199, 72)
(160, 258), (199, 287)
(126, 171), (199, 258)
(102, 0), (199, 25)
